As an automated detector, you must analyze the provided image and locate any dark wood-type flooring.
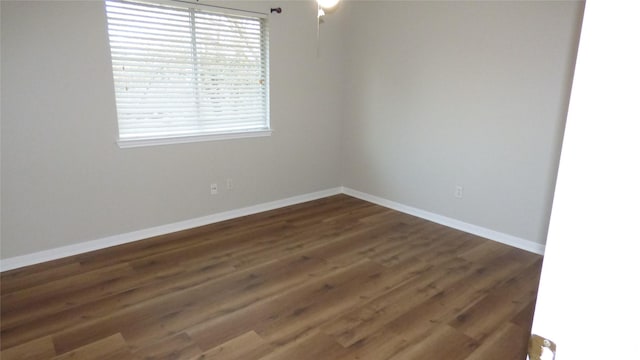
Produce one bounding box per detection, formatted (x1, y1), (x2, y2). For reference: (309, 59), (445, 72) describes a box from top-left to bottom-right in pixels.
(1, 195), (542, 359)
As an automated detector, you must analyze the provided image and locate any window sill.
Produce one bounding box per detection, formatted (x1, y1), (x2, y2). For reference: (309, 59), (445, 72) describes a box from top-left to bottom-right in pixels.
(117, 129), (272, 148)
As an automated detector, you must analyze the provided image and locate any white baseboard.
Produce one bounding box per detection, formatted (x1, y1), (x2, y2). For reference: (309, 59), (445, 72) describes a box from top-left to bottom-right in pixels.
(341, 187), (546, 255)
(0, 186), (544, 272)
(0, 188), (342, 272)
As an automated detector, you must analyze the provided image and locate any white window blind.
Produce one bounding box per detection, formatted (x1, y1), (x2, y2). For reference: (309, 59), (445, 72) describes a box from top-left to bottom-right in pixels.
(105, 0), (269, 145)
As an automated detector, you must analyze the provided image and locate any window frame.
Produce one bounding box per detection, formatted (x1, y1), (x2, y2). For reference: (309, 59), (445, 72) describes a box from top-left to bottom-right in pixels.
(105, 0), (271, 148)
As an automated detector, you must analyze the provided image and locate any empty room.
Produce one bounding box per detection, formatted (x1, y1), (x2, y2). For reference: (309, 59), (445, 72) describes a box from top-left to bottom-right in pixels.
(2, 0), (638, 359)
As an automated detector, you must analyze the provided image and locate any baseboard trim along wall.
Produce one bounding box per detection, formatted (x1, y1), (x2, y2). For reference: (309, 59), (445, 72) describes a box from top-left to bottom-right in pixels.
(0, 186), (545, 272)
(0, 188), (342, 272)
(342, 187), (546, 255)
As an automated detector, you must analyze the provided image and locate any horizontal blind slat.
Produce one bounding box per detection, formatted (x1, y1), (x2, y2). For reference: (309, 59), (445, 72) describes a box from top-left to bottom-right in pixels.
(106, 0), (269, 141)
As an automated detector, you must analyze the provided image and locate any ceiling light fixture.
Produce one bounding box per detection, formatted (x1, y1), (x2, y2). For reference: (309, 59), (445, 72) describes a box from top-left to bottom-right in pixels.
(317, 0), (340, 10)
(317, 0), (339, 20)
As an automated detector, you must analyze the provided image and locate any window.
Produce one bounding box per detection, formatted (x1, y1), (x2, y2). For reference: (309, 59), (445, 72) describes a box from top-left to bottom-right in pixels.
(105, 0), (270, 147)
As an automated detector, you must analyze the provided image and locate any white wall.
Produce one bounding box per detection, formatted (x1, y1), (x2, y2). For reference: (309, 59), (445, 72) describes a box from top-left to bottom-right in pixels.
(0, 1), (345, 258)
(531, 1), (640, 357)
(341, 1), (584, 245)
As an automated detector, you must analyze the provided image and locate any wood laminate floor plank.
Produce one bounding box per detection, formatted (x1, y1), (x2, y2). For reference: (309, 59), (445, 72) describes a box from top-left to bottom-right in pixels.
(1, 195), (542, 359)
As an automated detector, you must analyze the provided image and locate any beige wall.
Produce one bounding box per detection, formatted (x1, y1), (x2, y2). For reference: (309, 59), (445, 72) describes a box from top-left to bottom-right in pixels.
(1, 1), (345, 258)
(341, 1), (584, 244)
(1, 0), (584, 260)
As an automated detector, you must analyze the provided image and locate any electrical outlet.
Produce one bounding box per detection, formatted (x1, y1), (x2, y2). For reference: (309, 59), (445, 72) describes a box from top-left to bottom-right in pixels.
(455, 185), (463, 199)
(210, 183), (218, 195)
(226, 178), (233, 190)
